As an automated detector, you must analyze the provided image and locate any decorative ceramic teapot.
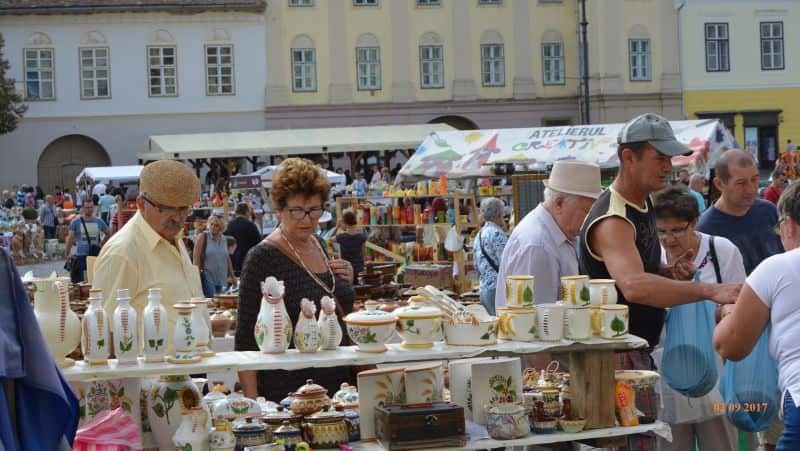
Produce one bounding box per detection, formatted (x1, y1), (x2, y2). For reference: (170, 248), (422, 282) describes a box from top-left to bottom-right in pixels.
(254, 276), (292, 354)
(317, 296), (342, 350)
(294, 298), (320, 353)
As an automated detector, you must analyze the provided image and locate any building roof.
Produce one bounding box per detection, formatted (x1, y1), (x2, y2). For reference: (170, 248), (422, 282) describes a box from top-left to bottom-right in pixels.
(0, 0), (266, 15)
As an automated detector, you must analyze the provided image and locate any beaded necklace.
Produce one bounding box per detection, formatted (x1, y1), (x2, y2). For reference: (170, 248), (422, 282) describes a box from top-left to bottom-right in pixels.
(279, 227), (336, 297)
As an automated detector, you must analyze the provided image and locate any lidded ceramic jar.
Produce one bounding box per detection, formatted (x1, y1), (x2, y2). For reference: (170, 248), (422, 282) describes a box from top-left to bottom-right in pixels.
(232, 416), (269, 449)
(290, 379), (331, 416)
(486, 403), (530, 440)
(272, 421), (303, 450)
(262, 406), (303, 436)
(343, 300), (397, 353)
(302, 409), (349, 449)
(393, 296), (443, 349)
(332, 382), (359, 408)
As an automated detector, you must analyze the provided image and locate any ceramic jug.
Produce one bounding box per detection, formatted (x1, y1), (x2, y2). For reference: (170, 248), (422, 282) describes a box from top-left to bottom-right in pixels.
(317, 296), (342, 350)
(254, 276), (292, 354)
(294, 298), (320, 353)
(208, 418), (236, 451)
(173, 406), (209, 451)
(168, 303), (201, 364)
(189, 298), (214, 357)
(147, 374), (203, 450)
(31, 273), (80, 367)
(112, 289), (139, 365)
(81, 288), (110, 366)
(142, 288), (168, 363)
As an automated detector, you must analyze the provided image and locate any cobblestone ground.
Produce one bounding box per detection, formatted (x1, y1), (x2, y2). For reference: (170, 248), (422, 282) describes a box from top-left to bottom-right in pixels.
(17, 258), (69, 278)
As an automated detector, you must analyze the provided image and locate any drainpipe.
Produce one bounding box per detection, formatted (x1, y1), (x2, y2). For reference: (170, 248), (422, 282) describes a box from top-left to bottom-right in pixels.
(675, 0), (686, 119)
(580, 0), (590, 124)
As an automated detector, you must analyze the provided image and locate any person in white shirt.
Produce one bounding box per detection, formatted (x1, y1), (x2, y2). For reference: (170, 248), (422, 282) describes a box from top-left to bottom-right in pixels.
(92, 181), (107, 197)
(715, 181), (800, 450)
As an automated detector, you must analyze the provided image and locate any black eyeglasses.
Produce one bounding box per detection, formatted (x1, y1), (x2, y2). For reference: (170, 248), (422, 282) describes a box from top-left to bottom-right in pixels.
(657, 223), (691, 238)
(141, 193), (190, 217)
(285, 206), (324, 221)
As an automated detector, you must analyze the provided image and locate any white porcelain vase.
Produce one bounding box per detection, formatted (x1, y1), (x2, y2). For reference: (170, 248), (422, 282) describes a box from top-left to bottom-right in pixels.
(147, 374), (202, 450)
(173, 407), (209, 451)
(168, 303), (200, 364)
(189, 298), (214, 357)
(112, 289), (139, 365)
(208, 418), (236, 451)
(142, 288), (168, 363)
(295, 298), (320, 353)
(31, 274), (80, 367)
(317, 296), (342, 350)
(254, 276), (292, 354)
(81, 288), (110, 366)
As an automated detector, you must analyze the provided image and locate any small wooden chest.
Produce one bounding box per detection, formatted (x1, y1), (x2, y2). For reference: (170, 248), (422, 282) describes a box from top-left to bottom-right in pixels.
(375, 402), (467, 450)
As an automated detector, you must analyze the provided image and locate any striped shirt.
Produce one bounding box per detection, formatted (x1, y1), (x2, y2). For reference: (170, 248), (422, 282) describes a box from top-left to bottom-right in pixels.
(38, 203), (57, 227)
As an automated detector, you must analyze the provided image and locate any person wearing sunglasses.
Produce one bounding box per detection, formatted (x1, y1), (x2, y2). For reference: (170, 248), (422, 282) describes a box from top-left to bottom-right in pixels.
(236, 158), (355, 402)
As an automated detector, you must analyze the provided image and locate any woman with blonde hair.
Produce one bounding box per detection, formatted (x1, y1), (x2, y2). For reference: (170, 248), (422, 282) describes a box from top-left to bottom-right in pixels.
(194, 214), (236, 297)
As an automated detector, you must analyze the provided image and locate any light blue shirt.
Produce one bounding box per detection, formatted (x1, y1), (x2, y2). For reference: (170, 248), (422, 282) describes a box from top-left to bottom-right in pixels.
(98, 194), (116, 214)
(690, 189), (706, 212)
(472, 221), (508, 294)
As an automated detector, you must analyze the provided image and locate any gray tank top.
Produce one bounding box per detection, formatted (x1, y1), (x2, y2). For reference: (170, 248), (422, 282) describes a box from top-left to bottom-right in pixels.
(203, 231), (229, 287)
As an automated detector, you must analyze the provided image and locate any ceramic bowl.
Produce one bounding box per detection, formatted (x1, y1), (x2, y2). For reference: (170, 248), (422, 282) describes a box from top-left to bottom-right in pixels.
(442, 317), (499, 346)
(533, 418), (557, 434)
(559, 418), (586, 433)
(486, 403), (530, 440)
(393, 297), (443, 349)
(212, 393), (262, 420)
(344, 301), (397, 353)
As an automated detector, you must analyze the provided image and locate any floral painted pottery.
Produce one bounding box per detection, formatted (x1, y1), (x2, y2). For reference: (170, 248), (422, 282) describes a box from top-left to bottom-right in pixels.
(533, 417), (557, 434)
(81, 288), (109, 366)
(290, 379), (331, 416)
(143, 288), (168, 362)
(470, 357), (523, 425)
(279, 393), (294, 410)
(540, 387), (562, 418)
(139, 377), (159, 449)
(393, 296), (443, 348)
(209, 418), (237, 451)
(147, 374), (202, 450)
(31, 273), (80, 367)
(344, 300), (397, 353)
(357, 366), (405, 441)
(112, 289), (139, 365)
(591, 304), (629, 339)
(262, 406), (302, 437)
(189, 298), (215, 357)
(272, 421), (303, 451)
(294, 299), (320, 353)
(504, 275), (535, 307)
(168, 302), (201, 364)
(536, 303), (565, 341)
(560, 275), (590, 305)
(332, 382), (359, 407)
(497, 306), (536, 342)
(317, 296), (342, 350)
(302, 409), (349, 449)
(486, 403), (530, 440)
(404, 362), (445, 404)
(204, 391), (228, 412)
(589, 279), (618, 305)
(254, 277), (292, 354)
(442, 317), (498, 346)
(173, 406), (209, 451)
(564, 305), (591, 340)
(232, 416), (269, 450)
(213, 392), (263, 421)
(211, 311), (233, 338)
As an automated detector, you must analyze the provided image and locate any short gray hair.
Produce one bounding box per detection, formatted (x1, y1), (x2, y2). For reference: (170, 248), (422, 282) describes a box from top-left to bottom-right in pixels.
(480, 197), (505, 222)
(689, 173), (705, 184)
(543, 187), (567, 203)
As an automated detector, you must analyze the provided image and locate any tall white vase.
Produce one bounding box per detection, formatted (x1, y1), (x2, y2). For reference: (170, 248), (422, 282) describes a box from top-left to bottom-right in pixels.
(147, 374), (202, 450)
(142, 288), (168, 363)
(112, 289), (139, 365)
(189, 298), (214, 357)
(81, 288), (110, 366)
(317, 296), (342, 350)
(168, 303), (201, 364)
(254, 276), (292, 354)
(32, 274), (81, 367)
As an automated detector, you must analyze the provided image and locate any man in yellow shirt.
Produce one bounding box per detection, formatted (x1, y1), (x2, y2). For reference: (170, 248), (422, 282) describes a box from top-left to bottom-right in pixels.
(92, 160), (203, 353)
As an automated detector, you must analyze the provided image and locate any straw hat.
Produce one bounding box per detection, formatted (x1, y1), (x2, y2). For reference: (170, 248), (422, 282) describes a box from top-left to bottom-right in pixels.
(139, 160), (200, 207)
(543, 160), (603, 199)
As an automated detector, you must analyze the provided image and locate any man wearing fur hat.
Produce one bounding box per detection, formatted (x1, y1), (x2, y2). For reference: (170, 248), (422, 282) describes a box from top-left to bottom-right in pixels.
(93, 160), (203, 352)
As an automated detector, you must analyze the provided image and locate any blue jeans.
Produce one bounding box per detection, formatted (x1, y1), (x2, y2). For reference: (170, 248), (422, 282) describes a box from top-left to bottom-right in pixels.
(778, 391), (800, 451)
(480, 287), (497, 316)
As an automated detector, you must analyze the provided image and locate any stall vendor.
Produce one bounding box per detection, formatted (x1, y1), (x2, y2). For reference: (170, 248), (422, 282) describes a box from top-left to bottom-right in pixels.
(92, 160), (203, 353)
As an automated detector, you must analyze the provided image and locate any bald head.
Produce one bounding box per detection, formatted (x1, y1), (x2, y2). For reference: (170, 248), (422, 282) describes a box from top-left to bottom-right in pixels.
(715, 149), (756, 183)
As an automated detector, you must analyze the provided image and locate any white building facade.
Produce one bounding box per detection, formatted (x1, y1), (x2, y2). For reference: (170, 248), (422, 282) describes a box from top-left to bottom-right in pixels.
(0, 1), (266, 191)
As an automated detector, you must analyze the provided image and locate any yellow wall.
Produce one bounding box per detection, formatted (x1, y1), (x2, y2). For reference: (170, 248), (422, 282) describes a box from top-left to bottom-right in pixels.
(347, 2), (393, 103)
(282, 2), (330, 105)
(409, 2), (454, 102)
(531, 2), (579, 98)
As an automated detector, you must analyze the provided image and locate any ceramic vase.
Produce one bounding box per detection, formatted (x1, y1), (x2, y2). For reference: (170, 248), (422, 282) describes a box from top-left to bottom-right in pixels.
(189, 298), (215, 357)
(112, 289), (139, 365)
(147, 374), (202, 450)
(139, 377), (159, 450)
(168, 303), (201, 364)
(254, 276), (292, 354)
(81, 288), (110, 366)
(31, 274), (80, 367)
(173, 407), (209, 451)
(208, 418), (236, 451)
(317, 296), (342, 350)
(141, 288), (168, 362)
(294, 298), (320, 353)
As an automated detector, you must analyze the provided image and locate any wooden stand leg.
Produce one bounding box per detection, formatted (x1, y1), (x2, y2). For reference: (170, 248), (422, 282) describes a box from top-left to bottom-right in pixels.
(569, 349), (616, 430)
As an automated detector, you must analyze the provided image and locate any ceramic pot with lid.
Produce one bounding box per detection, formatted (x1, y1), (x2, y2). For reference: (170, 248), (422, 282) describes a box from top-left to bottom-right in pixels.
(262, 406), (303, 436)
(393, 296), (443, 348)
(272, 421), (303, 450)
(343, 300), (397, 353)
(302, 409), (349, 449)
(290, 379), (331, 416)
(232, 416), (269, 450)
(486, 403), (530, 440)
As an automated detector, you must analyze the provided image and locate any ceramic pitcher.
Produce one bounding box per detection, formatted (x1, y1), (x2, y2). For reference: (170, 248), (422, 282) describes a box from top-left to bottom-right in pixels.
(112, 289), (139, 365)
(254, 276), (292, 354)
(208, 418), (236, 451)
(147, 374), (203, 450)
(317, 296), (342, 350)
(142, 288), (168, 363)
(173, 406), (209, 451)
(295, 298), (320, 353)
(31, 273), (80, 367)
(168, 303), (200, 364)
(81, 288), (110, 366)
(189, 298), (214, 357)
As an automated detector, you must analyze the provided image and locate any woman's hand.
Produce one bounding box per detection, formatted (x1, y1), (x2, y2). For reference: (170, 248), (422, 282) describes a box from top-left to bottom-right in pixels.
(328, 259), (354, 283)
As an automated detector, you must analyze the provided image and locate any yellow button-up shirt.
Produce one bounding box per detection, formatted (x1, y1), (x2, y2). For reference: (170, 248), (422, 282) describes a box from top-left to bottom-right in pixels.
(92, 211), (203, 353)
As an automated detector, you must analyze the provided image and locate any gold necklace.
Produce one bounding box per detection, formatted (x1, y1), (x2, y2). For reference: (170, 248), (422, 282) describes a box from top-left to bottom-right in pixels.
(280, 227), (336, 297)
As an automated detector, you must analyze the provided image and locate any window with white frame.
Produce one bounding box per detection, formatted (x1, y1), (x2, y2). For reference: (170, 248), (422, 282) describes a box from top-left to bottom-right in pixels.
(761, 21), (784, 70)
(288, 0), (313, 6)
(206, 45), (234, 95)
(629, 39), (651, 81)
(417, 0), (440, 4)
(481, 44), (504, 86)
(419, 45), (444, 88)
(542, 42), (564, 85)
(291, 48), (317, 91)
(147, 46), (177, 96)
(705, 23), (729, 72)
(24, 48), (55, 100)
(356, 47), (381, 90)
(80, 47), (110, 99)
(353, 0), (377, 5)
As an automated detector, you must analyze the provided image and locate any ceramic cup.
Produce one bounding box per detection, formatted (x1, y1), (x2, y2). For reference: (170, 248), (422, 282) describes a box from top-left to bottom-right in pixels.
(560, 275), (590, 306)
(497, 306), (536, 342)
(564, 305), (591, 340)
(591, 305), (629, 339)
(505, 276), (535, 307)
(589, 279), (618, 306)
(536, 303), (565, 341)
(404, 362), (445, 404)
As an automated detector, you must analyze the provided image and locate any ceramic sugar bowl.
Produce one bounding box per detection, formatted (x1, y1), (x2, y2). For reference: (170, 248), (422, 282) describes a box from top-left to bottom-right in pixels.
(487, 403), (530, 440)
(393, 296), (443, 348)
(302, 409), (349, 449)
(343, 301), (397, 353)
(290, 379), (331, 416)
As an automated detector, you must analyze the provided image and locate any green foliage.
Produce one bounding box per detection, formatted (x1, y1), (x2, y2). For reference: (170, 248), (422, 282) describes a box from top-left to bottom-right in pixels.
(523, 286), (534, 305)
(0, 33), (26, 134)
(611, 316), (626, 337)
(152, 387), (178, 424)
(580, 286), (590, 303)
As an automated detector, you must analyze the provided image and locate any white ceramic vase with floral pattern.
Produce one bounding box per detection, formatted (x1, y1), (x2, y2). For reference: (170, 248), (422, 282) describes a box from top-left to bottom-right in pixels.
(168, 303), (201, 364)
(142, 288), (168, 363)
(30, 273), (80, 367)
(208, 418), (236, 451)
(173, 407), (209, 451)
(254, 276), (292, 354)
(189, 298), (214, 357)
(112, 289), (139, 365)
(81, 288), (110, 366)
(317, 296), (342, 350)
(147, 374), (202, 450)
(295, 298), (320, 353)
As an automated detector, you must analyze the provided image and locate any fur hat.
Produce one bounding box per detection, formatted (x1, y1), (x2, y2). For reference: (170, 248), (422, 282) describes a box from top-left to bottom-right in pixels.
(139, 160), (200, 207)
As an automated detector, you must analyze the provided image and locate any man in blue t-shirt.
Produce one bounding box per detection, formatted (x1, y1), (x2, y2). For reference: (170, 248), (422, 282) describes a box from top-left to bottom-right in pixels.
(65, 202), (109, 283)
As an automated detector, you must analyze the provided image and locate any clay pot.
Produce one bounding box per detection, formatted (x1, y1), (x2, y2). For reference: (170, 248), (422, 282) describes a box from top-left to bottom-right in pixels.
(290, 379), (331, 416)
(215, 293), (239, 309)
(211, 311), (232, 338)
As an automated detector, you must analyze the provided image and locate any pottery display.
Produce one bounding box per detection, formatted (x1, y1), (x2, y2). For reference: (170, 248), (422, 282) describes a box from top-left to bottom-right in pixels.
(302, 409), (349, 449)
(189, 298), (214, 357)
(81, 288), (110, 366)
(294, 298), (320, 353)
(30, 273), (81, 367)
(211, 311), (233, 338)
(232, 416), (270, 450)
(271, 421), (303, 451)
(442, 317), (499, 346)
(532, 401), (557, 434)
(254, 277), (292, 354)
(213, 392), (262, 421)
(504, 275), (535, 307)
(558, 399), (586, 433)
(591, 304), (629, 339)
(317, 296), (342, 350)
(404, 362), (445, 404)
(589, 279), (618, 305)
(262, 406), (303, 436)
(143, 288), (168, 363)
(447, 357), (493, 421)
(357, 367), (405, 441)
(215, 293), (239, 309)
(112, 289), (139, 365)
(289, 379), (331, 416)
(536, 303), (565, 341)
(486, 403), (530, 440)
(470, 357), (523, 425)
(393, 296), (443, 348)
(204, 391), (228, 412)
(560, 275), (590, 306)
(343, 300), (397, 353)
(332, 382), (359, 407)
(540, 386), (562, 418)
(564, 305), (591, 340)
(173, 406), (209, 451)
(342, 407), (360, 442)
(497, 306), (536, 342)
(169, 303), (201, 364)
(147, 374), (203, 450)
(209, 418), (237, 451)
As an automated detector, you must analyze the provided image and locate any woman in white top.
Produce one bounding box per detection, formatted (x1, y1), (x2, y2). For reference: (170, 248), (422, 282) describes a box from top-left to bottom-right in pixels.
(653, 186), (745, 451)
(715, 181), (800, 451)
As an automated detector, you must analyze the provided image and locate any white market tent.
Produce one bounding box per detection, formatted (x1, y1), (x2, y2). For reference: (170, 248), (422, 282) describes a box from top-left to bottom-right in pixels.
(398, 119), (736, 180)
(251, 165), (346, 190)
(137, 124), (456, 161)
(75, 165), (144, 185)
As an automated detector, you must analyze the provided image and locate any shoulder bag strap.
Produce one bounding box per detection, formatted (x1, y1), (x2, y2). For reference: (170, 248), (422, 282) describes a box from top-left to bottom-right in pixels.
(80, 217), (93, 247)
(708, 236), (723, 284)
(477, 228), (499, 273)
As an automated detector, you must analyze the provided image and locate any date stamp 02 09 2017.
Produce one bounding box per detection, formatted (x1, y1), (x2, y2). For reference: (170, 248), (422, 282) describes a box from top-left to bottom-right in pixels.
(713, 402), (771, 414)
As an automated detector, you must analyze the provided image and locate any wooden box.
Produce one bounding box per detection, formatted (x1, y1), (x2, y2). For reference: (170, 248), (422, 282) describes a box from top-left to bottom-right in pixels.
(375, 402), (466, 450)
(404, 264), (453, 290)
